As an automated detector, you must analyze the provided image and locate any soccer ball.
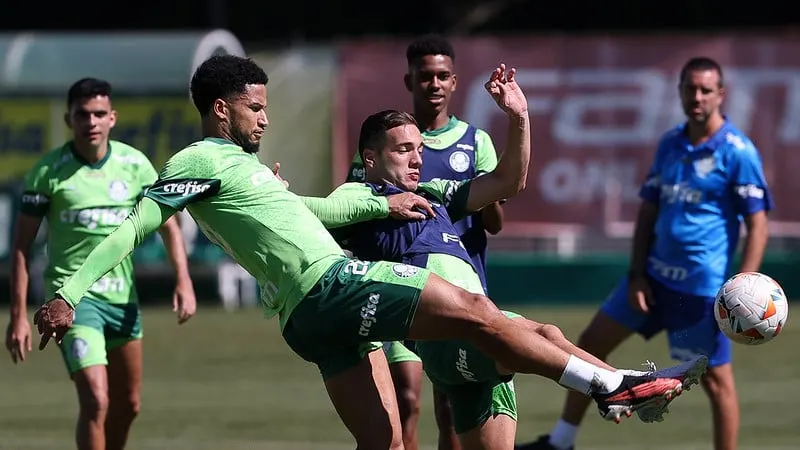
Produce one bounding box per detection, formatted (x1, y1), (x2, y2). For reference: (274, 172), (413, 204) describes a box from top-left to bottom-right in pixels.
(714, 272), (789, 345)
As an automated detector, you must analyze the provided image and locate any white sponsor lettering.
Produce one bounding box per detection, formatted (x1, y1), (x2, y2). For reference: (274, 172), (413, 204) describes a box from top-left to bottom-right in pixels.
(89, 277), (126, 294)
(250, 169), (276, 186)
(539, 159), (640, 204)
(442, 232), (466, 250)
(648, 256), (688, 281)
(660, 183), (702, 205)
(456, 348), (477, 381)
(464, 67), (800, 146)
(161, 181), (211, 197)
(21, 193), (49, 206)
(358, 293), (381, 337)
(735, 184), (765, 200)
(351, 166), (365, 181)
(59, 208), (131, 230)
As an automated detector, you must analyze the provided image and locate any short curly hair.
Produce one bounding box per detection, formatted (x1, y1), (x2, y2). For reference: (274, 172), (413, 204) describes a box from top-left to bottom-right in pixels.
(190, 55), (269, 116)
(406, 34), (455, 65)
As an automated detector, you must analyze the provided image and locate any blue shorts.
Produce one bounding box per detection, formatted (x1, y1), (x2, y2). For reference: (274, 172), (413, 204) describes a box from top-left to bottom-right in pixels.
(600, 275), (731, 368)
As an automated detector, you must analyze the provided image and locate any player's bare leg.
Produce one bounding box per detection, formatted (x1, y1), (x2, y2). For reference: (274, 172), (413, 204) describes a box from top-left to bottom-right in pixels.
(325, 349), (404, 449)
(105, 340), (143, 450)
(557, 312), (633, 426)
(73, 365), (110, 450)
(408, 274), (699, 423)
(701, 363), (739, 450)
(509, 318), (618, 372)
(390, 360), (423, 450)
(459, 413), (517, 450)
(434, 389), (462, 450)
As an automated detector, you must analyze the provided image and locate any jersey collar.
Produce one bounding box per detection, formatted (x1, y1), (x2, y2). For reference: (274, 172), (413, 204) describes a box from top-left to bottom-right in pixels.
(69, 141), (112, 169)
(422, 115), (459, 137)
(678, 117), (733, 152)
(204, 137), (238, 146)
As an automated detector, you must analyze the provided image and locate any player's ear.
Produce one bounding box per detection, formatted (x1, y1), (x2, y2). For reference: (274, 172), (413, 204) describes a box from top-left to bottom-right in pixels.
(403, 73), (412, 92)
(451, 73), (457, 92)
(363, 148), (377, 168)
(212, 98), (228, 121)
(108, 109), (117, 129)
(63, 112), (72, 129)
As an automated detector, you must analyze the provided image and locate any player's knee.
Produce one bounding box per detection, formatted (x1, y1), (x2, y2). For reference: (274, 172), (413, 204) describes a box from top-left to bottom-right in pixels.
(397, 386), (422, 421)
(536, 323), (567, 342)
(120, 391), (141, 419)
(701, 364), (736, 400)
(78, 387), (110, 418)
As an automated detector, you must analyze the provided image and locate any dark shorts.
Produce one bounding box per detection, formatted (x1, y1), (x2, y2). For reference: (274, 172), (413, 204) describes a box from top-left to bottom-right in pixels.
(282, 259), (430, 380)
(58, 298), (142, 374)
(601, 275), (731, 367)
(416, 311), (521, 433)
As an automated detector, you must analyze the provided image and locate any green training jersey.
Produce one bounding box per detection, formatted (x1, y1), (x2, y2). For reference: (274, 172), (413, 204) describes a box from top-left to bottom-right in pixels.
(143, 138), (348, 327)
(20, 141), (158, 304)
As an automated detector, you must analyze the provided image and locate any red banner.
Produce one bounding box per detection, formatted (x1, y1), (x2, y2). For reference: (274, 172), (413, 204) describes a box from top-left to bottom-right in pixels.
(335, 35), (800, 237)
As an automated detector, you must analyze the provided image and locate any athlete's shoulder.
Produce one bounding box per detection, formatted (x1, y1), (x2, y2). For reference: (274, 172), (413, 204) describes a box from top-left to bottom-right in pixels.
(719, 123), (758, 153)
(108, 140), (152, 166)
(657, 124), (686, 146)
(27, 143), (73, 175)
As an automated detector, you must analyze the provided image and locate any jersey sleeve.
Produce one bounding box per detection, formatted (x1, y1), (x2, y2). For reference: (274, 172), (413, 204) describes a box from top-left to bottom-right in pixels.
(474, 129), (498, 175)
(143, 149), (221, 211)
(729, 144), (774, 216)
(57, 197), (173, 307)
(418, 179), (472, 222)
(300, 183), (390, 228)
(346, 152), (366, 182)
(19, 159), (52, 217)
(638, 139), (668, 204)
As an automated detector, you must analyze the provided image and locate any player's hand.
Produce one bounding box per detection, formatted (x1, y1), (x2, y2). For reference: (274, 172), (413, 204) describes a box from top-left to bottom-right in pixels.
(5, 318), (32, 363)
(32, 297), (74, 350)
(627, 275), (654, 314)
(484, 64), (527, 117)
(272, 162), (290, 188)
(387, 192), (436, 221)
(173, 280), (197, 325)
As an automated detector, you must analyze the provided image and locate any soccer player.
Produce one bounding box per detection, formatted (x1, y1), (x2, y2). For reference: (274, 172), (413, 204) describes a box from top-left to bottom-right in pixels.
(302, 105), (707, 449)
(346, 34), (503, 450)
(517, 57), (772, 450)
(4, 78), (197, 450)
(36, 55), (706, 449)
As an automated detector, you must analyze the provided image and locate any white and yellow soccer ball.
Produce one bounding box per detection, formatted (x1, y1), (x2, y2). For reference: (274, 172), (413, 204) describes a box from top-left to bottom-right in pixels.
(714, 272), (789, 345)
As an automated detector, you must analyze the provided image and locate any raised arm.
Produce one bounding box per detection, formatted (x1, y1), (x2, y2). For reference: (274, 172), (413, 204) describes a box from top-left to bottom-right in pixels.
(34, 197), (175, 349)
(462, 64), (530, 212)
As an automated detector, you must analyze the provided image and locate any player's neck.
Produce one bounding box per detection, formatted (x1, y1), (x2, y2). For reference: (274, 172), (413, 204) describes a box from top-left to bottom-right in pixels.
(414, 109), (450, 132)
(72, 141), (108, 164)
(686, 114), (725, 146)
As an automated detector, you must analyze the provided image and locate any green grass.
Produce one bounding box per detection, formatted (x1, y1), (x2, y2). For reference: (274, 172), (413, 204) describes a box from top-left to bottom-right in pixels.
(0, 305), (797, 449)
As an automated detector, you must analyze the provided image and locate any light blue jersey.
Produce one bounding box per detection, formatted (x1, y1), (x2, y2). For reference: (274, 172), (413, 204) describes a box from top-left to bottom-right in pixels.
(639, 119), (773, 297)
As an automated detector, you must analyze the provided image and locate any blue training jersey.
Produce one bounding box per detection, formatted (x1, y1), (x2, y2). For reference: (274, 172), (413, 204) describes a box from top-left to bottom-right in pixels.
(640, 120), (774, 297)
(347, 116), (497, 292)
(330, 182), (479, 276)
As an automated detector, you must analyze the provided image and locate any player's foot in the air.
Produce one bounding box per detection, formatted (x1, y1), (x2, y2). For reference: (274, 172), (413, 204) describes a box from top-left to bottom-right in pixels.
(633, 355), (709, 423)
(592, 355), (708, 424)
(514, 434), (572, 450)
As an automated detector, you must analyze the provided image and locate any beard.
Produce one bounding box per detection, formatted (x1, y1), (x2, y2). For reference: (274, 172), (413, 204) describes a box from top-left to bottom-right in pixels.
(230, 120), (261, 153)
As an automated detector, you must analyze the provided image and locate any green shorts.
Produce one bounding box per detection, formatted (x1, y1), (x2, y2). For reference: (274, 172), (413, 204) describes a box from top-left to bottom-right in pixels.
(282, 259), (429, 380)
(383, 341), (421, 364)
(58, 297), (142, 374)
(416, 310), (521, 434)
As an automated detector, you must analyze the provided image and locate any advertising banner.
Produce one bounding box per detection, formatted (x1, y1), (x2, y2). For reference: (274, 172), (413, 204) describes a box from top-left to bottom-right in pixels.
(336, 35), (800, 235)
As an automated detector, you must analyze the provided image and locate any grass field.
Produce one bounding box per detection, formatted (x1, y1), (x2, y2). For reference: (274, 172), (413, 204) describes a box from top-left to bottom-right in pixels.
(1, 304), (797, 450)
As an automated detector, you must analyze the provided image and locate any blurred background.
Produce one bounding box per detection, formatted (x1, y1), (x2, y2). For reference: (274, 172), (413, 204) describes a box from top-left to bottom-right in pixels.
(1, 2), (798, 449)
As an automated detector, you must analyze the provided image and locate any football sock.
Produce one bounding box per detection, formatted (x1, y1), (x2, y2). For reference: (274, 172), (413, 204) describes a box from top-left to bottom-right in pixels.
(558, 355), (623, 395)
(549, 419), (579, 450)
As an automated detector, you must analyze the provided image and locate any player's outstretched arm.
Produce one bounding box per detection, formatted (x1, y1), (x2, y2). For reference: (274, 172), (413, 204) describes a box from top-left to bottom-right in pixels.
(462, 64), (530, 212)
(300, 183), (434, 228)
(33, 197), (175, 349)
